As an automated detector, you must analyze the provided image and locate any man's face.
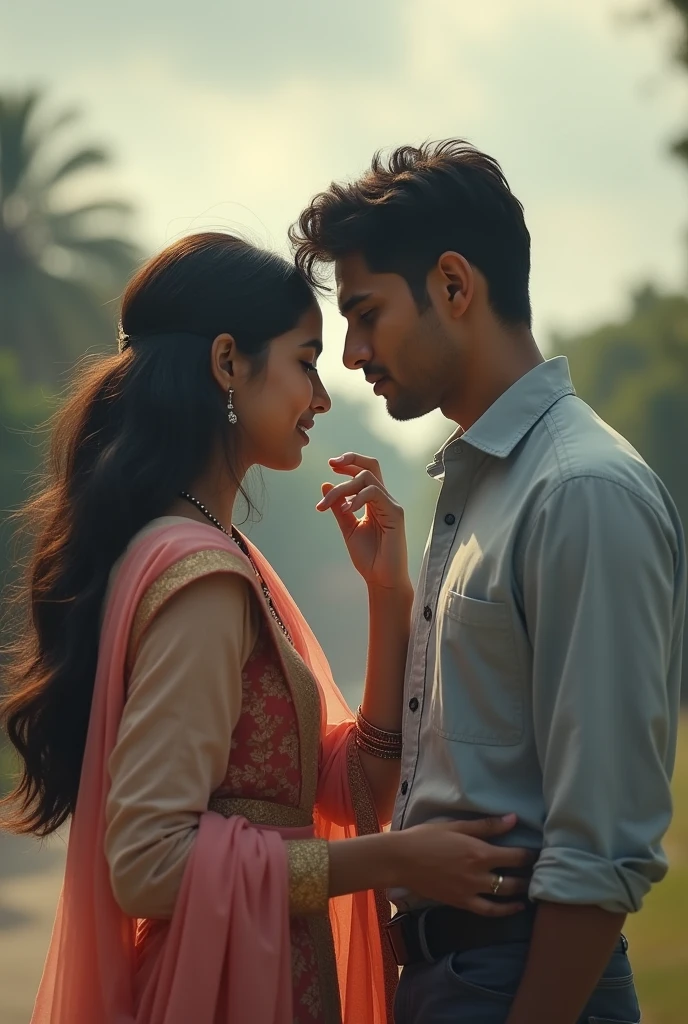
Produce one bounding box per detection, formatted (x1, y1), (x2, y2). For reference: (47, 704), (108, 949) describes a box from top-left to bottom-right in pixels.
(335, 253), (457, 421)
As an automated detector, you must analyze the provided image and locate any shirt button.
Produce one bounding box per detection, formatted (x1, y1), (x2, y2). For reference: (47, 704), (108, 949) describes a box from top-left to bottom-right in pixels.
(400, 780), (409, 795)
(409, 697), (419, 712)
(423, 605), (432, 622)
(444, 513), (456, 526)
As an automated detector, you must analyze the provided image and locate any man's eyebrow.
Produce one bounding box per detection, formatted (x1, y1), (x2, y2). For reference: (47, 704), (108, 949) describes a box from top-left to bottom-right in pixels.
(300, 338), (323, 357)
(339, 292), (373, 316)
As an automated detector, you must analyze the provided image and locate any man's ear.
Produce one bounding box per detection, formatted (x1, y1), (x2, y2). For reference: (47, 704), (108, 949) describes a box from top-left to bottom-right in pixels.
(432, 251), (473, 319)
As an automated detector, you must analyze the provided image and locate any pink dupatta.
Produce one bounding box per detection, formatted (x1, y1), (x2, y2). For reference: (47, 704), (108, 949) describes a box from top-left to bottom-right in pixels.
(31, 522), (395, 1024)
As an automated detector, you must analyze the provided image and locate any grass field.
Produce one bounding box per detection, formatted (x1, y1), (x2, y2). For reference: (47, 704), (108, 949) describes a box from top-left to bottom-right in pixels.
(624, 714), (688, 1024)
(1, 720), (687, 1020)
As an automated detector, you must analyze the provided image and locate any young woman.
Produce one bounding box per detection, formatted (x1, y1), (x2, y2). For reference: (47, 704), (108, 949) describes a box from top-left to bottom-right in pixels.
(0, 233), (532, 1024)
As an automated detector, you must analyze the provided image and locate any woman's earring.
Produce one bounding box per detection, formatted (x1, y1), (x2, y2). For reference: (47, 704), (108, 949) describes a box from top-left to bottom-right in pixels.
(227, 387), (238, 425)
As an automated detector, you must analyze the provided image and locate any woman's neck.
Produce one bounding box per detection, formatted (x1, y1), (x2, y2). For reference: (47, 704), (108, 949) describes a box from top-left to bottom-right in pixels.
(166, 464), (240, 534)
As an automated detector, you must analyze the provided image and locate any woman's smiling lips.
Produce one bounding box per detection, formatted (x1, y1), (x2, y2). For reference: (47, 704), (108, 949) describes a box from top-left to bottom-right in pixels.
(296, 418), (314, 444)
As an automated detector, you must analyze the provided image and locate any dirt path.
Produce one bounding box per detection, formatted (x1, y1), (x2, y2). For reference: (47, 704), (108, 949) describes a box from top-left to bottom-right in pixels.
(0, 831), (66, 1024)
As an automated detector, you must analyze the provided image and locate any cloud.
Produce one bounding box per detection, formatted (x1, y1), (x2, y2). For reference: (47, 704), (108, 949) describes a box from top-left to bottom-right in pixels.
(2, 0), (685, 452)
(4, 0), (403, 89)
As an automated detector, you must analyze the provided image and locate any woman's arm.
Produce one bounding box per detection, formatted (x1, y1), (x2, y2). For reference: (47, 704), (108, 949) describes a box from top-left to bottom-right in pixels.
(356, 582), (412, 821)
(326, 815), (533, 909)
(316, 453), (413, 821)
(105, 572), (257, 919)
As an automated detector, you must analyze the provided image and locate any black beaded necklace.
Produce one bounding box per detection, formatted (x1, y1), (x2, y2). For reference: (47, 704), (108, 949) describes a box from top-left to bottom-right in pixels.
(178, 491), (293, 645)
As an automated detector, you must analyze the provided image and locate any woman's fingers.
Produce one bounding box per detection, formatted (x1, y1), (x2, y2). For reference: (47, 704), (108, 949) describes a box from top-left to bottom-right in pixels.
(448, 815), (518, 840)
(446, 818), (538, 873)
(316, 470), (393, 512)
(319, 483), (358, 534)
(479, 874), (530, 897)
(329, 453), (383, 483)
(343, 485), (402, 518)
(488, 845), (539, 869)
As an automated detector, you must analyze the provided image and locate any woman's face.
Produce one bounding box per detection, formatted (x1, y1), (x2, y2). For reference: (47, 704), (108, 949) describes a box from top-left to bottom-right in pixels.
(233, 304), (331, 471)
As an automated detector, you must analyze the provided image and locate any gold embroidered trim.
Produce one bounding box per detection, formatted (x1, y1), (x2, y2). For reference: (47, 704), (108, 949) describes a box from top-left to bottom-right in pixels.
(270, 627), (321, 816)
(208, 795), (312, 828)
(346, 727), (380, 838)
(129, 549), (250, 657)
(307, 913), (342, 1024)
(284, 838), (329, 915)
(129, 546), (321, 821)
(346, 731), (398, 1023)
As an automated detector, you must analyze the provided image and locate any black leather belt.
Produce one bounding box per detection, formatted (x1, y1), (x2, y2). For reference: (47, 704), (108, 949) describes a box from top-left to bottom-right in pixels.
(384, 904), (538, 967)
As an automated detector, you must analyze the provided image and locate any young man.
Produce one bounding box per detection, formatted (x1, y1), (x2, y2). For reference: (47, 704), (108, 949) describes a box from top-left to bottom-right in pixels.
(291, 141), (686, 1024)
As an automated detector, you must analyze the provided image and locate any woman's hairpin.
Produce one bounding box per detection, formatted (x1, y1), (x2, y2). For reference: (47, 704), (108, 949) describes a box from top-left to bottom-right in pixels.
(117, 321), (131, 354)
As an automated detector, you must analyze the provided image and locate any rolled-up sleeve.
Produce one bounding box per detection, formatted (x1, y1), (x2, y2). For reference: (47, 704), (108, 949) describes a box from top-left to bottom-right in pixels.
(523, 474), (684, 913)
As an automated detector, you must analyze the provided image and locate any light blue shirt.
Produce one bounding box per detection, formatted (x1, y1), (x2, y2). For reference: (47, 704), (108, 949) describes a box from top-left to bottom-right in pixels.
(391, 357), (686, 914)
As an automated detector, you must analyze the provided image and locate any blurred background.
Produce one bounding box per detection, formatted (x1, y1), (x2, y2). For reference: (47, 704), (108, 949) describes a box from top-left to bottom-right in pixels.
(1, 0), (688, 1020)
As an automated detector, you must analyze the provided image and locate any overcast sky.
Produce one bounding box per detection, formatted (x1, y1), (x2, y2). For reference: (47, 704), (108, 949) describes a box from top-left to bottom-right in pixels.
(3, 0), (687, 449)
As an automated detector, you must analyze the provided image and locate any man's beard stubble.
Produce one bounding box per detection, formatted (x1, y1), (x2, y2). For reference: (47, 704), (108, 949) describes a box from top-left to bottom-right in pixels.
(384, 312), (452, 422)
(385, 385), (435, 422)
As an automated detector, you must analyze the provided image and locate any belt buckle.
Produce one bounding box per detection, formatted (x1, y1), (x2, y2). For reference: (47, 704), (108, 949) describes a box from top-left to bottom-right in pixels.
(417, 907), (439, 965)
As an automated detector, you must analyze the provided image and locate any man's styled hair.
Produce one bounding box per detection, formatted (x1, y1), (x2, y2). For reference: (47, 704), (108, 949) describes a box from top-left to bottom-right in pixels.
(290, 140), (532, 327)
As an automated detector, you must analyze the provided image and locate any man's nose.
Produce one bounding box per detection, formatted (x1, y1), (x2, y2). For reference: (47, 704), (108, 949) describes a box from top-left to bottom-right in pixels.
(342, 330), (372, 371)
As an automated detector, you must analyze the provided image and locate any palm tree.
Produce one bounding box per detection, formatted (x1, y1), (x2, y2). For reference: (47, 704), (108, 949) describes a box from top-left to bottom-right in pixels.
(0, 90), (140, 383)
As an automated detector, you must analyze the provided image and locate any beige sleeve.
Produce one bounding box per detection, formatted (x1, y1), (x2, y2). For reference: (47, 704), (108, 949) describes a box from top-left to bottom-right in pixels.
(105, 571), (258, 919)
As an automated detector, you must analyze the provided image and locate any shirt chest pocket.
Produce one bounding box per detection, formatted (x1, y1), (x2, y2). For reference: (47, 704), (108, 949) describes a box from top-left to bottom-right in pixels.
(431, 591), (524, 746)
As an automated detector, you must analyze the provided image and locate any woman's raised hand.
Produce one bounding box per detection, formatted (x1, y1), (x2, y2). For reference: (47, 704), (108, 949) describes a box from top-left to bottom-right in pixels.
(316, 453), (411, 591)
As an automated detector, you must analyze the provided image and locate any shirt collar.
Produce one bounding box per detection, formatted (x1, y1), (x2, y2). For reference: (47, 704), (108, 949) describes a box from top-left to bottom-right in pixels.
(427, 356), (575, 477)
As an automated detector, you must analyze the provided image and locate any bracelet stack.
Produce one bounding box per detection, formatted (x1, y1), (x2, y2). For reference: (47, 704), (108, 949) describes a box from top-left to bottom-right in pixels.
(355, 706), (403, 759)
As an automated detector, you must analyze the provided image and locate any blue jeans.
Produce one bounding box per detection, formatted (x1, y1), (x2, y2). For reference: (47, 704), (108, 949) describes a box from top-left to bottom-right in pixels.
(394, 938), (640, 1024)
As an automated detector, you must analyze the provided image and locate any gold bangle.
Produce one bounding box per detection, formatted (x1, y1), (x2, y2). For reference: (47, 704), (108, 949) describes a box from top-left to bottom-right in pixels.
(356, 706), (403, 744)
(355, 731), (403, 759)
(355, 731), (402, 752)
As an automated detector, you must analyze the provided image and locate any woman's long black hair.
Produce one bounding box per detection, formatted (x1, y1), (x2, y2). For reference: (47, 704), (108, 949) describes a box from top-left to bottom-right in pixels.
(0, 232), (315, 835)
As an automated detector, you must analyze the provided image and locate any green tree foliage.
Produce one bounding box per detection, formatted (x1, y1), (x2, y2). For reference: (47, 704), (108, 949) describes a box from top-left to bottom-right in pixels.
(666, 0), (688, 164)
(633, 1), (688, 162)
(0, 353), (50, 787)
(557, 284), (688, 696)
(0, 90), (140, 382)
(0, 89), (141, 779)
(0, 350), (49, 614)
(0, 351), (46, 513)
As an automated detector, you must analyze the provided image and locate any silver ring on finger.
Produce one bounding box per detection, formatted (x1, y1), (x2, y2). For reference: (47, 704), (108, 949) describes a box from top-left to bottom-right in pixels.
(490, 873), (504, 896)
